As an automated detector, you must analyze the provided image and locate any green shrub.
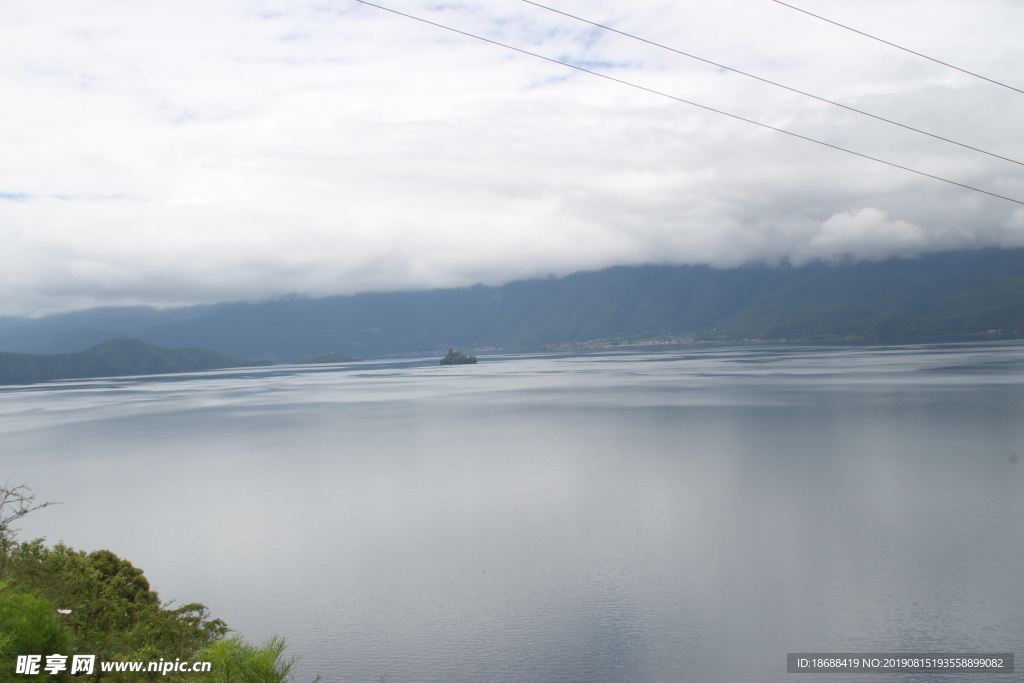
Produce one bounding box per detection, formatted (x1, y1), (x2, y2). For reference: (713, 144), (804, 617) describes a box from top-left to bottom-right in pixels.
(193, 635), (297, 683)
(0, 581), (72, 682)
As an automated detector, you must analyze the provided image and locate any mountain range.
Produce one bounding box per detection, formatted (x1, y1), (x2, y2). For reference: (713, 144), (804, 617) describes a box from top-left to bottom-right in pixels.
(0, 338), (272, 385)
(1, 248), (1023, 362)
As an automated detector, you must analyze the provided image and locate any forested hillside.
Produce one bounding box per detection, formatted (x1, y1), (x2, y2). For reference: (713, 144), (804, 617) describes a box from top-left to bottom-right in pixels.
(0, 338), (272, 385)
(1, 249), (1023, 361)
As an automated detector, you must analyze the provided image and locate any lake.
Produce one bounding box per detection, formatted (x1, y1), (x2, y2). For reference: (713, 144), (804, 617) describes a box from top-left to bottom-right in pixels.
(3, 341), (1024, 682)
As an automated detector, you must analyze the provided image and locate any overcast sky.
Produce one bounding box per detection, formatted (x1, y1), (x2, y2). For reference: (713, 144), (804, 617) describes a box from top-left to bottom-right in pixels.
(2, 0), (1023, 316)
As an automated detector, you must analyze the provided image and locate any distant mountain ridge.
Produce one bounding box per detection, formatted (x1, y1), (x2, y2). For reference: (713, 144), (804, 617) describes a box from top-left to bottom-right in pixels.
(2, 248), (1024, 360)
(0, 338), (272, 385)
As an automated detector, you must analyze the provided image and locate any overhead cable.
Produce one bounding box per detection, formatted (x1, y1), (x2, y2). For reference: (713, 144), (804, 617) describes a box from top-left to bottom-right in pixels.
(522, 0), (1024, 167)
(773, 0), (1024, 95)
(352, 0), (1024, 207)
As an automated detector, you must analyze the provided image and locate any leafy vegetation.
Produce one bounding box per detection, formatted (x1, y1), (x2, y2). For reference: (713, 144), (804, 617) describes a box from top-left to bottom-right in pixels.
(0, 583), (72, 679)
(0, 339), (273, 386)
(0, 484), (303, 683)
(439, 349), (476, 365)
(202, 636), (297, 683)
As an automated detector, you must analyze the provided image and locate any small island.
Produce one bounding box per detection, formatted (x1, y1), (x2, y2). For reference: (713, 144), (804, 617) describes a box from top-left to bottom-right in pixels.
(440, 348), (477, 365)
(293, 352), (362, 364)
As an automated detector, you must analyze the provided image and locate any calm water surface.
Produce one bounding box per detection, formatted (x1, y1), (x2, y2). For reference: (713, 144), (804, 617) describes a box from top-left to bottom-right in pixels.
(3, 341), (1024, 682)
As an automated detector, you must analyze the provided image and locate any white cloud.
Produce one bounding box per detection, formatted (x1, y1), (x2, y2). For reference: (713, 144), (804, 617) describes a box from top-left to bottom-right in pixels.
(1, 0), (1023, 315)
(792, 208), (929, 264)
(1007, 208), (1024, 230)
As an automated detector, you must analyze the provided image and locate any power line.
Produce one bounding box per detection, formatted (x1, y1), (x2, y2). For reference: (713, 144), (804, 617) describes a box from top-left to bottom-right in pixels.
(522, 0), (1024, 168)
(773, 0), (1024, 96)
(352, 0), (1024, 207)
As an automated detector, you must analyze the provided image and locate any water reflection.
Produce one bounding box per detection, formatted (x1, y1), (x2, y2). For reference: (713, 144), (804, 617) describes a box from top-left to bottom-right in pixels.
(3, 341), (1023, 682)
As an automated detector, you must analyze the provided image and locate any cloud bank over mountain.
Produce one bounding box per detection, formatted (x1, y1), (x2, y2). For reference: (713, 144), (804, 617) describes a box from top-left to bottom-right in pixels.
(1, 0), (1023, 316)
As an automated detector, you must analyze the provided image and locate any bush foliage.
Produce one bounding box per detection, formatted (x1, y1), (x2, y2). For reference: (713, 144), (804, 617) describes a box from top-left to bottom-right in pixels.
(0, 485), (302, 683)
